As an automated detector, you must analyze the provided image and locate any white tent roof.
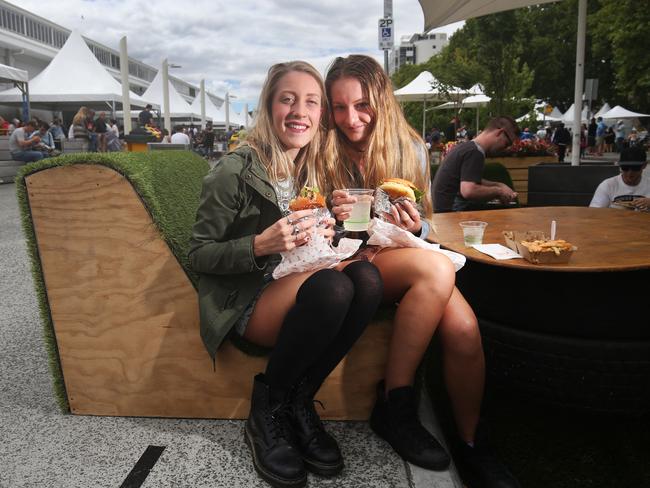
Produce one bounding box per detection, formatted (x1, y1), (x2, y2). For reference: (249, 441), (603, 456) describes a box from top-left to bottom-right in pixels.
(187, 90), (219, 123)
(394, 71), (443, 102)
(516, 112), (562, 123)
(562, 103), (589, 123)
(600, 105), (650, 119)
(594, 103), (611, 118)
(466, 83), (485, 96)
(0, 30), (153, 108)
(418, 0), (558, 30)
(143, 67), (201, 119)
(0, 63), (28, 83)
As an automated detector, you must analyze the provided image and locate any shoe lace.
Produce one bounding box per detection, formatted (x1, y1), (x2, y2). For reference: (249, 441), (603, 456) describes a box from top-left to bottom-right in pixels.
(268, 403), (293, 443)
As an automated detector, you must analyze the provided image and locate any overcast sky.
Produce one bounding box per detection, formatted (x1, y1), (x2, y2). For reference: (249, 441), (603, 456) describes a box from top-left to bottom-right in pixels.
(12, 0), (462, 111)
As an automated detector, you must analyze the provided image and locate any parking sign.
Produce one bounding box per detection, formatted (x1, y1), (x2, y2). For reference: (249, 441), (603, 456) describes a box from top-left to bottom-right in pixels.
(378, 17), (393, 49)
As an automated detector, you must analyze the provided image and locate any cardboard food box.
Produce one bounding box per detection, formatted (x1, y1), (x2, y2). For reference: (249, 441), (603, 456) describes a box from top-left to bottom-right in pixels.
(502, 230), (577, 264)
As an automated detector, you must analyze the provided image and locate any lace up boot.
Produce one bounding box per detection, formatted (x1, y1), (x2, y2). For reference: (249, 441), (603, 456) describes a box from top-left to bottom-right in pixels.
(370, 380), (450, 470)
(453, 423), (521, 488)
(245, 374), (307, 488)
(287, 380), (344, 476)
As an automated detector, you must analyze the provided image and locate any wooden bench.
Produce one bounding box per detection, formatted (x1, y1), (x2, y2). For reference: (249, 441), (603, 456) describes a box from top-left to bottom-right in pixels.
(17, 152), (392, 420)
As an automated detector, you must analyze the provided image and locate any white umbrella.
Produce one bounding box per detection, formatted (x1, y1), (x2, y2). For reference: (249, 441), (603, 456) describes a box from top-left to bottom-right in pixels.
(394, 71), (448, 137)
(418, 0), (587, 165)
(600, 105), (650, 119)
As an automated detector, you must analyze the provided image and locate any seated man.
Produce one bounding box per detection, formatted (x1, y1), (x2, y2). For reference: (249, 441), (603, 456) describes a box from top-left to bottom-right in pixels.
(9, 120), (44, 163)
(433, 116), (519, 213)
(590, 146), (649, 211)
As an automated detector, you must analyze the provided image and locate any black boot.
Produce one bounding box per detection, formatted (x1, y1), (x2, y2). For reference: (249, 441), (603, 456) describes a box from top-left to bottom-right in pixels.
(245, 374), (307, 488)
(287, 380), (344, 476)
(453, 424), (521, 488)
(370, 380), (450, 470)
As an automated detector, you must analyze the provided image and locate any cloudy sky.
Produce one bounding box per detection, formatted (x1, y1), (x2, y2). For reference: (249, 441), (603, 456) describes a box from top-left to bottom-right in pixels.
(12, 0), (462, 111)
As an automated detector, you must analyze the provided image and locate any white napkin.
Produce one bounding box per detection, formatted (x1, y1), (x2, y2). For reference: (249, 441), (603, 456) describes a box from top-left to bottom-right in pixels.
(366, 218), (466, 272)
(272, 232), (363, 279)
(472, 244), (522, 260)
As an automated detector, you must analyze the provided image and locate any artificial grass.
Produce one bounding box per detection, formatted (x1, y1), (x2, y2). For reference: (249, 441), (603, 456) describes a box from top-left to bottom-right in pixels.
(15, 151), (209, 412)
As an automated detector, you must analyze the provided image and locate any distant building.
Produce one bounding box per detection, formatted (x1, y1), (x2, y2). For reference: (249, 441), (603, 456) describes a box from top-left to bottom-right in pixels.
(0, 0), (224, 109)
(389, 32), (448, 74)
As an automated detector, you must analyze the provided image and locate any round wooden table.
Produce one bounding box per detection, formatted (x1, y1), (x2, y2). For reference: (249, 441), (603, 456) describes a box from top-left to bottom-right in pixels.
(430, 207), (650, 414)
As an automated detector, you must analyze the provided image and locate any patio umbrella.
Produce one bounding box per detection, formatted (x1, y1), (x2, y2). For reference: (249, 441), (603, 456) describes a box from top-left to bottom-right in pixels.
(599, 105), (650, 119)
(394, 71), (446, 137)
(418, 0), (587, 165)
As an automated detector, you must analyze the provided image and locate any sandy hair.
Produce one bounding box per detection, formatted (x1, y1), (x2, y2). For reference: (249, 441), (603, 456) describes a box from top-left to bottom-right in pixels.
(320, 55), (432, 217)
(72, 106), (89, 126)
(244, 61), (326, 190)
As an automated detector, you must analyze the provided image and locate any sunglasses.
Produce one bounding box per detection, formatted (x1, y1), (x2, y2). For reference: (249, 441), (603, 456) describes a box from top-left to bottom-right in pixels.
(501, 128), (515, 146)
(620, 165), (643, 172)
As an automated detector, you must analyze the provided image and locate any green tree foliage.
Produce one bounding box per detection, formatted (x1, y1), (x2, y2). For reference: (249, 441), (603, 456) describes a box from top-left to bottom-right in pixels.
(391, 0), (648, 134)
(591, 0), (650, 112)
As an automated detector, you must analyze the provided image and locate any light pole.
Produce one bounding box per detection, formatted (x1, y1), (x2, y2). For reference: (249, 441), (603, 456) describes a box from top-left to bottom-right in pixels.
(162, 59), (182, 135)
(225, 92), (237, 132)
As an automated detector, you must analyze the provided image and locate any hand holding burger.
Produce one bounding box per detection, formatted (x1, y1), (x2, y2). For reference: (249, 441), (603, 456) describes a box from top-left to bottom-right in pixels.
(378, 178), (423, 234)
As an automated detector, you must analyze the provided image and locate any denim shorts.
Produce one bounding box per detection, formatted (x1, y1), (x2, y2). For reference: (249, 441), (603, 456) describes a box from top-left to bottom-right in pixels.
(233, 272), (275, 337)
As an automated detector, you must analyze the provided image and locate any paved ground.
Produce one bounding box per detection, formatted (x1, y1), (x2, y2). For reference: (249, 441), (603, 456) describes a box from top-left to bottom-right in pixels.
(0, 181), (461, 488)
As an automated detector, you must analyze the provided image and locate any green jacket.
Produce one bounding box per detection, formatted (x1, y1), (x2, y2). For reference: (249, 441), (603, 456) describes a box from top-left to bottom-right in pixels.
(189, 146), (282, 359)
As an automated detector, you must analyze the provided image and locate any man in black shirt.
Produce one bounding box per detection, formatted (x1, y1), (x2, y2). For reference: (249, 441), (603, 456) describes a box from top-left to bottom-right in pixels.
(433, 116), (520, 213)
(138, 104), (154, 127)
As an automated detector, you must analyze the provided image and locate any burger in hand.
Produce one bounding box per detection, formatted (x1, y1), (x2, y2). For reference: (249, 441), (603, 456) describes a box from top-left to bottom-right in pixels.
(289, 186), (326, 211)
(378, 178), (423, 203)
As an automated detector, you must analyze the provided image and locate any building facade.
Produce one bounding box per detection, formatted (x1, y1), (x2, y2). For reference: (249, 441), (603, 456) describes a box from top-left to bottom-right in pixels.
(0, 0), (223, 108)
(389, 32), (448, 74)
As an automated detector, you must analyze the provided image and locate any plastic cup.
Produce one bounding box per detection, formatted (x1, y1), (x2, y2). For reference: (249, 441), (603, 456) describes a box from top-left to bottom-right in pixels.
(459, 221), (488, 247)
(343, 189), (374, 231)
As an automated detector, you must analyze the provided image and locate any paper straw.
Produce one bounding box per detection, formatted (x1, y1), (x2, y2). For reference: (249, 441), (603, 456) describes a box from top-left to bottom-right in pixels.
(551, 220), (557, 240)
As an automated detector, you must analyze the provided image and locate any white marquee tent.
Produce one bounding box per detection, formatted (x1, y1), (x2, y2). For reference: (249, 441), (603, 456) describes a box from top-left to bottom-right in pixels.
(600, 105), (650, 120)
(594, 103), (611, 118)
(562, 103), (589, 124)
(142, 68), (201, 120)
(0, 30), (154, 110)
(189, 90), (222, 124)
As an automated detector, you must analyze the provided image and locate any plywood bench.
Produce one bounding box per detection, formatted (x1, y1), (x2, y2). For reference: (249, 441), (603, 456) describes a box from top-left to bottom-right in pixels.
(17, 151), (392, 420)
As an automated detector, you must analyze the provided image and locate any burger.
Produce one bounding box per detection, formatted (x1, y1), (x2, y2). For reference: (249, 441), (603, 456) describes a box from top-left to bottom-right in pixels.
(378, 178), (423, 203)
(289, 186), (326, 211)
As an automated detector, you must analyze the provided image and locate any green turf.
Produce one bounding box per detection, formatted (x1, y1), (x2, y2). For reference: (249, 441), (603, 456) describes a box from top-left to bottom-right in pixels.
(15, 151), (209, 412)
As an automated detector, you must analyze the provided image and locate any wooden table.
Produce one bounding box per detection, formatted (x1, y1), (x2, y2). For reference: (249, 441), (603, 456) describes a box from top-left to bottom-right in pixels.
(429, 207), (650, 414)
(431, 206), (650, 272)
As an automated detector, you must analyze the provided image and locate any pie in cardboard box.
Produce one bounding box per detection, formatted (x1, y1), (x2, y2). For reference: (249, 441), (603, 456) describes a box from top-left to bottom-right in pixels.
(503, 230), (577, 264)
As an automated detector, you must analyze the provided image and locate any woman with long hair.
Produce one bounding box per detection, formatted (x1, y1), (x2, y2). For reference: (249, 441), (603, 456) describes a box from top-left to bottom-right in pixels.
(189, 61), (384, 488)
(320, 54), (520, 488)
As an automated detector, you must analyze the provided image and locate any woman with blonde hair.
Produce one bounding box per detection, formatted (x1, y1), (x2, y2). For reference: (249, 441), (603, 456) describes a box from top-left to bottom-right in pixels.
(322, 55), (520, 488)
(70, 106), (89, 142)
(189, 60), (383, 488)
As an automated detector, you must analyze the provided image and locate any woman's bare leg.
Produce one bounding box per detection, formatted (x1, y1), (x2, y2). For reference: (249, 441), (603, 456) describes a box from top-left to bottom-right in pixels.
(371, 248), (456, 391)
(437, 288), (485, 443)
(243, 270), (317, 347)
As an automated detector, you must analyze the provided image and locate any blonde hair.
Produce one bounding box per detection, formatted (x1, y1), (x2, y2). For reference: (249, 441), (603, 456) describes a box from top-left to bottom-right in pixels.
(72, 106), (89, 126)
(321, 55), (432, 217)
(245, 61), (326, 190)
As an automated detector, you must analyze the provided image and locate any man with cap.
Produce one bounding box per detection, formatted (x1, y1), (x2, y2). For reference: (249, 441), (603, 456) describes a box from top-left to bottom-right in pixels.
(138, 104), (154, 127)
(590, 145), (650, 210)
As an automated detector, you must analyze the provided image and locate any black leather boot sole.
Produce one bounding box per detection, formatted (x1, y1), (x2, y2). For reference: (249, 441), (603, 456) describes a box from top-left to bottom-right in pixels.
(245, 423), (308, 488)
(302, 453), (344, 477)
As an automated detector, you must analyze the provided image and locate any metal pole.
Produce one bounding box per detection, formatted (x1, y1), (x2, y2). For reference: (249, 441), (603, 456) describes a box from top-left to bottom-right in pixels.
(571, 0), (587, 166)
(119, 36), (131, 134)
(244, 103), (249, 128)
(422, 98), (426, 138)
(384, 50), (389, 75)
(200, 79), (206, 130)
(162, 58), (171, 134)
(225, 92), (230, 132)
